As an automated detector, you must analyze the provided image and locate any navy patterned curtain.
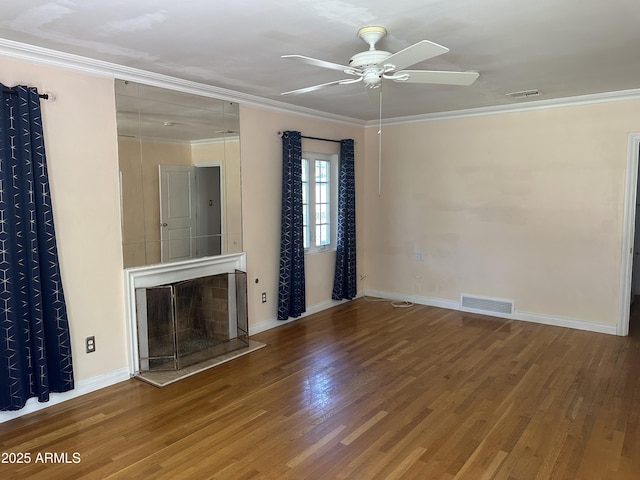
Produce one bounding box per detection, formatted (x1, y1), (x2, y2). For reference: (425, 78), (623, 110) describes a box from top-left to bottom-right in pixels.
(277, 131), (306, 320)
(332, 139), (357, 300)
(0, 85), (74, 411)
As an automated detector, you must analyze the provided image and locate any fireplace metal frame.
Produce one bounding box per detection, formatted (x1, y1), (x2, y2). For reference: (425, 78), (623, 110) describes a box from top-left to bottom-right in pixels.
(124, 253), (247, 375)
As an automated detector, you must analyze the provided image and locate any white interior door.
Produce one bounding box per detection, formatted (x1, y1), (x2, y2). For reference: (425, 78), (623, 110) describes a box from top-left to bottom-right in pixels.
(159, 165), (197, 262)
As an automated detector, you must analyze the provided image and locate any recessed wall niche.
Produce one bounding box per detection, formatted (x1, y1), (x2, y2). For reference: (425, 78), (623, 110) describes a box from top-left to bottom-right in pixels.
(116, 80), (243, 268)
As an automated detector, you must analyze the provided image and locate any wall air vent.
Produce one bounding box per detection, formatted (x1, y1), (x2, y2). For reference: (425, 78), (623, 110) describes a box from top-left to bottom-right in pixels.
(460, 294), (514, 315)
(505, 89), (541, 99)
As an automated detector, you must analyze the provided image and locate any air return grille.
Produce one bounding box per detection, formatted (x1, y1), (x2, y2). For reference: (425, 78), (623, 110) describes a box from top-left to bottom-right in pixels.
(460, 294), (514, 315)
(505, 89), (541, 99)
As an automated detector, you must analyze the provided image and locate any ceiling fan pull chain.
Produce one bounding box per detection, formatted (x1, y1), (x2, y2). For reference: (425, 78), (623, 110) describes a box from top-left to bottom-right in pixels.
(378, 87), (383, 197)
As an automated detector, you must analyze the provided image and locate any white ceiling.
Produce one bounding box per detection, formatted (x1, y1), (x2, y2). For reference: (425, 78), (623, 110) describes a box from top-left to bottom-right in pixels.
(1, 0), (639, 121)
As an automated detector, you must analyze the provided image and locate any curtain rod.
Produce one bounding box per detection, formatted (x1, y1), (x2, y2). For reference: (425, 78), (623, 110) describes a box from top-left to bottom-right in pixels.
(3, 87), (50, 100)
(278, 131), (341, 144)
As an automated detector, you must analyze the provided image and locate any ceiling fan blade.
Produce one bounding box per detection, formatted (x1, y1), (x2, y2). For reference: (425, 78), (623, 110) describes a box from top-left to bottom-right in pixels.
(282, 55), (354, 73)
(281, 79), (356, 95)
(378, 40), (449, 71)
(394, 70), (479, 86)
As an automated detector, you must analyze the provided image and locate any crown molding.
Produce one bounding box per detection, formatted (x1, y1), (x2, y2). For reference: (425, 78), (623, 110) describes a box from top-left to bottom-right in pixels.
(367, 88), (640, 127)
(0, 38), (365, 127)
(117, 134), (239, 146)
(3, 37), (637, 130)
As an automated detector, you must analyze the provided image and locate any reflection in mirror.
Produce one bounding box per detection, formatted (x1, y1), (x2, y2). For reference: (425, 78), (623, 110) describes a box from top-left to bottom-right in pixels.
(115, 80), (242, 268)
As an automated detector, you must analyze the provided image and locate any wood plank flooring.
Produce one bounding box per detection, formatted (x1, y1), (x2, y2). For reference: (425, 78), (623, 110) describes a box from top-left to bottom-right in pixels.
(2, 298), (640, 479)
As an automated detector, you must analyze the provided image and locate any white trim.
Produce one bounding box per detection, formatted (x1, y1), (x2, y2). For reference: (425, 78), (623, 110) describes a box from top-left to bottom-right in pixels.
(618, 133), (640, 336)
(364, 289), (459, 310)
(2, 37), (639, 127)
(363, 289), (617, 335)
(0, 38), (364, 127)
(249, 298), (350, 335)
(0, 294), (342, 422)
(191, 136), (239, 146)
(193, 160), (224, 167)
(513, 311), (616, 335)
(124, 253), (247, 374)
(0, 367), (130, 424)
(302, 152), (338, 253)
(117, 135), (238, 146)
(2, 284), (615, 422)
(368, 88), (640, 127)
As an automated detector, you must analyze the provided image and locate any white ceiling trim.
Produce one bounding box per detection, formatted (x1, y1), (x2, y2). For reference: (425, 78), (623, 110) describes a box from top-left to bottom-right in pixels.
(118, 134), (238, 146)
(0, 37), (364, 127)
(369, 88), (640, 128)
(2, 37), (638, 130)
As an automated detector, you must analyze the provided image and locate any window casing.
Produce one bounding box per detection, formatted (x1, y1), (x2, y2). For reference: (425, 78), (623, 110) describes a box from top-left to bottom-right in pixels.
(302, 152), (338, 254)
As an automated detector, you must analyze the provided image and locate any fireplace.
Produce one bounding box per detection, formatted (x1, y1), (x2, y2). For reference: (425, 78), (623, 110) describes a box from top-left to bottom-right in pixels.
(135, 271), (248, 372)
(124, 253), (249, 375)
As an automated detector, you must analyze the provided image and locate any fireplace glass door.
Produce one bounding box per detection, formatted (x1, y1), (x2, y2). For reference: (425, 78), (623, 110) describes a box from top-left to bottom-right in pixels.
(135, 271), (249, 371)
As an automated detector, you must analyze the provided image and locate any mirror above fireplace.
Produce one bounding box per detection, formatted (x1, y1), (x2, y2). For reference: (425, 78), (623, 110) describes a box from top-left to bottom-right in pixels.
(116, 80), (243, 268)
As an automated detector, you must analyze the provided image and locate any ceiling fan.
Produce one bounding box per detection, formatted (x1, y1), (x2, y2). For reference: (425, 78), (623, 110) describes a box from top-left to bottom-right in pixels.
(281, 26), (479, 96)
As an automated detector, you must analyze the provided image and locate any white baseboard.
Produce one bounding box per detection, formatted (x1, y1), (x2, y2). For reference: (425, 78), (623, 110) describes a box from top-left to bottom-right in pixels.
(0, 367), (130, 424)
(362, 289), (617, 335)
(249, 298), (351, 335)
(511, 311), (617, 335)
(3, 290), (614, 423)
(363, 289), (459, 310)
(2, 297), (350, 422)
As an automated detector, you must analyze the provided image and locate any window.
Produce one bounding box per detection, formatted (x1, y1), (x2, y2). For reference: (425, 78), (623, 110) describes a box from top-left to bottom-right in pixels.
(302, 152), (338, 253)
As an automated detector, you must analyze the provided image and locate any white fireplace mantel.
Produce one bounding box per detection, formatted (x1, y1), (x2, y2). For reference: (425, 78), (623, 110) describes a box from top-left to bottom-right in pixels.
(123, 253), (247, 374)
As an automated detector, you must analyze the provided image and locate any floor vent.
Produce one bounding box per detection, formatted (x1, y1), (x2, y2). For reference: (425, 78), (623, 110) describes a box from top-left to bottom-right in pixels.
(460, 294), (514, 315)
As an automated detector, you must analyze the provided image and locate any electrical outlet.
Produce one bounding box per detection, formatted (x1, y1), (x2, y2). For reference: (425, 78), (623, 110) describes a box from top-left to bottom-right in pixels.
(86, 336), (95, 353)
(261, 292), (267, 303)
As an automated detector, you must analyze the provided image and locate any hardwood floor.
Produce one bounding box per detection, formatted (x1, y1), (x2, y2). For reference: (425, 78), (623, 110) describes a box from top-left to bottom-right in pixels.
(2, 298), (640, 479)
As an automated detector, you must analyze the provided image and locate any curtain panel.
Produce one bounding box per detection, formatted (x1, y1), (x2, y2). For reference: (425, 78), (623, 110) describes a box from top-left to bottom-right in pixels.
(277, 131), (306, 320)
(0, 85), (74, 410)
(332, 139), (357, 300)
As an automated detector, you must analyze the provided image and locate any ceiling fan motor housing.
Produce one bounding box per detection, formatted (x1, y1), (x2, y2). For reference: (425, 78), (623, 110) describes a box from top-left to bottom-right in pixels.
(349, 50), (391, 69)
(349, 50), (392, 87)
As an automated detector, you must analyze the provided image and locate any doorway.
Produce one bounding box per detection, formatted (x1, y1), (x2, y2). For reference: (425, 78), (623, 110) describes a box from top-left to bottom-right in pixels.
(618, 133), (640, 335)
(195, 165), (222, 257)
(159, 164), (223, 263)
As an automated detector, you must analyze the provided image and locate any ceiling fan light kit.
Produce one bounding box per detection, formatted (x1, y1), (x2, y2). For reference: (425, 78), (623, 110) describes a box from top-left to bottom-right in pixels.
(281, 25), (479, 95)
